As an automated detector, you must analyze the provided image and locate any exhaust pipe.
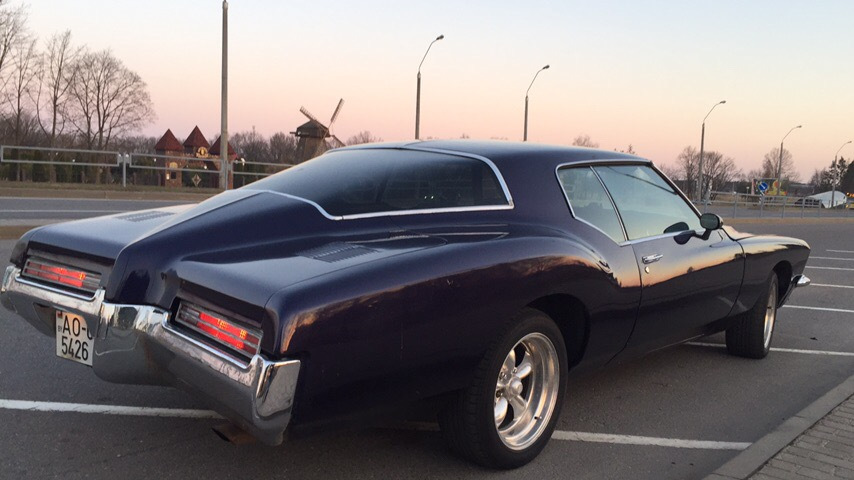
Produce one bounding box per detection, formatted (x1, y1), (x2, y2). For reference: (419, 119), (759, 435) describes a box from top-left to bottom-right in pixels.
(212, 422), (258, 445)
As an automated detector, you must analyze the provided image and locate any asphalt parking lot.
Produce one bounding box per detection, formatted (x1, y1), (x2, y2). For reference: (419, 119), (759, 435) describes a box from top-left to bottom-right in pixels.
(1, 220), (852, 479)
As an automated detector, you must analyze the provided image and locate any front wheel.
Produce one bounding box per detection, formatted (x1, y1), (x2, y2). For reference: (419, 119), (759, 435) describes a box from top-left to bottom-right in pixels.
(439, 309), (568, 469)
(726, 274), (779, 358)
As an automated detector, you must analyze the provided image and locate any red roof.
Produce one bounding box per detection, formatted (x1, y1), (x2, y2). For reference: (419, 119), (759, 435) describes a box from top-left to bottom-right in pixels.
(154, 129), (183, 152)
(183, 126), (210, 150)
(209, 136), (236, 156)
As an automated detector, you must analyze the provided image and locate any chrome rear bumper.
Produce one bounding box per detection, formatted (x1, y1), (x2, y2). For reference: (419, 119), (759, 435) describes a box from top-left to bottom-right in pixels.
(1, 265), (298, 445)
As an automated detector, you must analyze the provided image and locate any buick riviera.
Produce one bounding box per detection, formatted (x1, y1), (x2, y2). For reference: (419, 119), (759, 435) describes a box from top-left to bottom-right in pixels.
(1, 141), (810, 468)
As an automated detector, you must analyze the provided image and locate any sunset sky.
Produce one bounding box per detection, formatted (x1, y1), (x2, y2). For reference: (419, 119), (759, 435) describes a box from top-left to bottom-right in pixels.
(27, 1), (854, 179)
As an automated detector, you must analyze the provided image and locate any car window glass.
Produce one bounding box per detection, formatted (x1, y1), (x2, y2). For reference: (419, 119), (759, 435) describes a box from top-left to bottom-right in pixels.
(557, 167), (625, 243)
(246, 149), (508, 216)
(594, 165), (700, 240)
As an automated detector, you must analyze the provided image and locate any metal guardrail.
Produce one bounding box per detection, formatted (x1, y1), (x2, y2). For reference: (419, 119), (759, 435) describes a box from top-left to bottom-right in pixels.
(695, 191), (853, 218)
(0, 145), (292, 188)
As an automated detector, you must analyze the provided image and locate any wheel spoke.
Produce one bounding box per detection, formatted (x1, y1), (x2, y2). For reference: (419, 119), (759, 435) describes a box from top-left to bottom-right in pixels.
(516, 355), (533, 379)
(494, 397), (508, 426)
(502, 348), (516, 375)
(507, 392), (527, 417)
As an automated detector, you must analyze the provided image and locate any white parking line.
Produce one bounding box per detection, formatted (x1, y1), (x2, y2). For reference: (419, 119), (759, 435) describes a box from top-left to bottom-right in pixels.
(0, 399), (221, 419)
(827, 249), (854, 254)
(784, 305), (854, 314)
(810, 256), (854, 261)
(400, 422), (749, 450)
(0, 210), (123, 214)
(0, 399), (752, 451)
(550, 431), (750, 450)
(811, 284), (854, 289)
(806, 266), (854, 271)
(688, 342), (854, 357)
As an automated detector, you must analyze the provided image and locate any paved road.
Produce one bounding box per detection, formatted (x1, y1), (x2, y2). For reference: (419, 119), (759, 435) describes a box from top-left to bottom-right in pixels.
(0, 196), (192, 222)
(0, 222), (852, 479)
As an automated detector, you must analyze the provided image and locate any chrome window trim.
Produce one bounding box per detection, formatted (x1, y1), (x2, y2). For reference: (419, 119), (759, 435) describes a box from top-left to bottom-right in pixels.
(589, 162), (703, 242)
(617, 228), (704, 247)
(249, 147), (515, 221)
(554, 162), (632, 244)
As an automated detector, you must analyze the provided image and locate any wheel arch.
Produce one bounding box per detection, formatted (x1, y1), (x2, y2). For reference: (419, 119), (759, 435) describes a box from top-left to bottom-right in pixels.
(773, 261), (792, 306)
(527, 294), (589, 368)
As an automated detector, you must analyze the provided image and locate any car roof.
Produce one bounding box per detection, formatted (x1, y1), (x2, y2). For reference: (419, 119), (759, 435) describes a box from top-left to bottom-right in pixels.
(337, 139), (646, 169)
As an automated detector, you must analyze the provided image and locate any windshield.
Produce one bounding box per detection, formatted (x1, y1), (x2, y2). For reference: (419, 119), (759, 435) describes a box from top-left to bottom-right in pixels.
(244, 149), (510, 217)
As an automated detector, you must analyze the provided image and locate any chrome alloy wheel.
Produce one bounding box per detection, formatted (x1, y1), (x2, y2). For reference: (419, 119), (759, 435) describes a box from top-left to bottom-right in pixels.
(763, 281), (778, 350)
(493, 332), (559, 450)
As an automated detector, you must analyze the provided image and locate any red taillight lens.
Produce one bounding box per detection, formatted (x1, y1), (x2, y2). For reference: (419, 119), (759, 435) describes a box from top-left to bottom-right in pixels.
(175, 303), (262, 358)
(22, 259), (100, 292)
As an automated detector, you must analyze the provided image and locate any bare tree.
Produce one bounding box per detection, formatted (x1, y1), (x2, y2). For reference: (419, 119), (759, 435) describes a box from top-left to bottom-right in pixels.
(269, 131), (296, 163)
(346, 130), (382, 145)
(34, 31), (79, 182)
(230, 127), (270, 163)
(69, 49), (154, 151)
(4, 36), (37, 143)
(657, 164), (681, 181)
(677, 146), (741, 198)
(0, 1), (27, 86)
(761, 147), (800, 183)
(572, 134), (599, 148)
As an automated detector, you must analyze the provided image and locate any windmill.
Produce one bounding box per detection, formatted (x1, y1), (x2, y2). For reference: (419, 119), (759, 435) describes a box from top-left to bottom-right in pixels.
(293, 98), (345, 163)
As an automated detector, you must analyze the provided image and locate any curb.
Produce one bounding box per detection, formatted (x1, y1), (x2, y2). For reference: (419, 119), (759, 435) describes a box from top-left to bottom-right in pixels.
(704, 372), (854, 480)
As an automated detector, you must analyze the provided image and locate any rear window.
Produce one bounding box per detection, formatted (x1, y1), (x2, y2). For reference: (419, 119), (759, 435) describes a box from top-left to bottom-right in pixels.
(245, 149), (509, 217)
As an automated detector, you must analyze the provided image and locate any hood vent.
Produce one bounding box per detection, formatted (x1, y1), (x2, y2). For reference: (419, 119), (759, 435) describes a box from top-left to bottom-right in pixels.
(298, 243), (375, 263)
(117, 211), (175, 222)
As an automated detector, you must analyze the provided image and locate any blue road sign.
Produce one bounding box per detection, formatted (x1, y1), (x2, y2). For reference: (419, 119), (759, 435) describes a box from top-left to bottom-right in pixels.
(758, 181), (769, 193)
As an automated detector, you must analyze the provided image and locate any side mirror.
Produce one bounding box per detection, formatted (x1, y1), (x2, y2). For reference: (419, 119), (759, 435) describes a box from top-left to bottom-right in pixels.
(700, 213), (723, 231)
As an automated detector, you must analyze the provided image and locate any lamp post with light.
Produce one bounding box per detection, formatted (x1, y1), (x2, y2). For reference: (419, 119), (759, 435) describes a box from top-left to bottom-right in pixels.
(523, 65), (549, 142)
(831, 140), (852, 209)
(777, 125), (802, 194)
(415, 34), (444, 140)
(697, 100), (726, 201)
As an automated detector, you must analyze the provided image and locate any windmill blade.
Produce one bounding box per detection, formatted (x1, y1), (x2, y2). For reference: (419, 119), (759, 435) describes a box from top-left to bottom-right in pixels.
(329, 98), (345, 126)
(331, 135), (345, 148)
(300, 106), (319, 123)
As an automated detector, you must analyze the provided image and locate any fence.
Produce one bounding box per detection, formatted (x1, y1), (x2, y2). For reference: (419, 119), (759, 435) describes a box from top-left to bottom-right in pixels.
(695, 191), (853, 218)
(0, 145), (291, 189)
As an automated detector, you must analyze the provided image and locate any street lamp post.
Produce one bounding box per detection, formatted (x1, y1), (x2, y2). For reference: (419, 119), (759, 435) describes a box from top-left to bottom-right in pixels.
(220, 0), (228, 190)
(523, 65), (549, 142)
(415, 34), (444, 140)
(777, 125), (802, 194)
(698, 100), (726, 201)
(832, 140), (852, 209)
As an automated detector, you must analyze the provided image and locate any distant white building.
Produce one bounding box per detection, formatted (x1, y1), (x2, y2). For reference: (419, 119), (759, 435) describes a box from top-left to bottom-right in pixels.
(805, 190), (848, 208)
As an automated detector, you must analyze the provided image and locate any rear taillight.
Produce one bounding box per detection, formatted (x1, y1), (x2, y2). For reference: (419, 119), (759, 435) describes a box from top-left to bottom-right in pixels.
(175, 302), (262, 358)
(22, 258), (101, 294)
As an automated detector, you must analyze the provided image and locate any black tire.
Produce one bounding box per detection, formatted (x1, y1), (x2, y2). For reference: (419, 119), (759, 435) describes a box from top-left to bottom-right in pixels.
(726, 274), (779, 359)
(438, 308), (568, 469)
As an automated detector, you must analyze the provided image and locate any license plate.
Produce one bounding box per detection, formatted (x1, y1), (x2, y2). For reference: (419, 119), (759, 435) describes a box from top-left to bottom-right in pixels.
(55, 310), (94, 366)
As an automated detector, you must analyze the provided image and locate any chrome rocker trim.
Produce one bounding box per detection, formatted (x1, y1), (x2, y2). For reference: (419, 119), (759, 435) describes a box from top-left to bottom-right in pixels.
(1, 265), (299, 445)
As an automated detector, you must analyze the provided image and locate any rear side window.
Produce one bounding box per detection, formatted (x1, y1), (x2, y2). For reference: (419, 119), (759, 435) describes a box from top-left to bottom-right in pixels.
(593, 165), (700, 240)
(557, 167), (625, 243)
(246, 149), (509, 217)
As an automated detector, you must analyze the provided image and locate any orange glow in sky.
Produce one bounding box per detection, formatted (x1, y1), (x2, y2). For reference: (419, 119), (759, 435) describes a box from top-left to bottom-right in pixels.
(28, 0), (854, 180)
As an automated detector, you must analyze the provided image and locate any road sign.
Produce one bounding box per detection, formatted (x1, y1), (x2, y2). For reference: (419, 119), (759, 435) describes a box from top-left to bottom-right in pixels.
(192, 174), (201, 187)
(758, 181), (768, 193)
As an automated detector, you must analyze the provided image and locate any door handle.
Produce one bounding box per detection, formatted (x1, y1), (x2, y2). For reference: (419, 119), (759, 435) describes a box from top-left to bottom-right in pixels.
(642, 253), (663, 264)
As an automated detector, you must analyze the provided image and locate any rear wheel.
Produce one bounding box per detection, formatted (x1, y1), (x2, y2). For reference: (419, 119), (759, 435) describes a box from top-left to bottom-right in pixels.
(726, 274), (779, 358)
(439, 309), (567, 469)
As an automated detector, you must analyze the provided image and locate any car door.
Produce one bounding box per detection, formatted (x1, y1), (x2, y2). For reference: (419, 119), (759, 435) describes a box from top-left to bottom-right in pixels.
(593, 164), (743, 351)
